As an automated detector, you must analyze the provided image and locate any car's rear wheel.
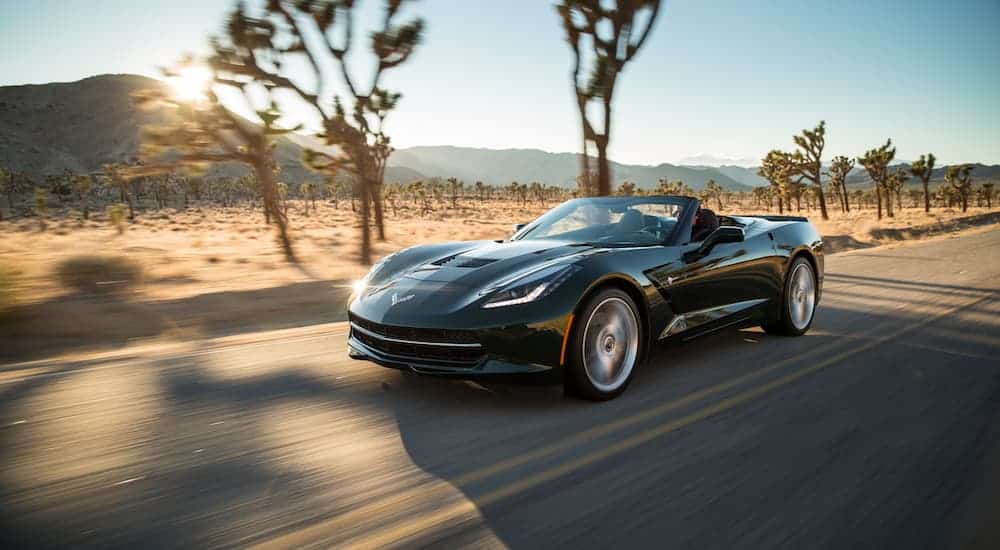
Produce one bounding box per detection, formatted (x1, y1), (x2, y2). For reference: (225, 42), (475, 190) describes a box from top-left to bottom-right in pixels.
(763, 257), (817, 336)
(566, 288), (641, 400)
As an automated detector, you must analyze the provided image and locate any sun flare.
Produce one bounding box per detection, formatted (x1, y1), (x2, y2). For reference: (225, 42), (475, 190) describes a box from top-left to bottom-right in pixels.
(169, 65), (212, 102)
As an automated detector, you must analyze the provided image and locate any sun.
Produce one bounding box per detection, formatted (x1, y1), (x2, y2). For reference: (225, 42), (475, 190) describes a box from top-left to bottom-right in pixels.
(169, 65), (213, 102)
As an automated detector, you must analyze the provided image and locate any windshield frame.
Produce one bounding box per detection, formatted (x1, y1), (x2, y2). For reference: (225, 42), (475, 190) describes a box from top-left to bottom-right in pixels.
(511, 195), (699, 247)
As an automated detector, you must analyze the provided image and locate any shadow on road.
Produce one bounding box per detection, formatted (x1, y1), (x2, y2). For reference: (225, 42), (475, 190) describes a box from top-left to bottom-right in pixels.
(0, 279), (353, 363)
(1, 267), (998, 549)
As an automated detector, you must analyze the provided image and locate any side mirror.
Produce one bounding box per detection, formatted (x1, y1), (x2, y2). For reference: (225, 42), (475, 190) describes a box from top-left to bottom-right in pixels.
(683, 226), (744, 263)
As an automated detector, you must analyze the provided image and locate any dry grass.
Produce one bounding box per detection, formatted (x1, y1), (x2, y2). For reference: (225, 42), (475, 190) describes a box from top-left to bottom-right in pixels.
(0, 199), (995, 362)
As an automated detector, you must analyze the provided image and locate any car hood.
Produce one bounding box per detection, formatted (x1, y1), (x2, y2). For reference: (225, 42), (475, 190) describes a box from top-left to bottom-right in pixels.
(354, 239), (593, 322)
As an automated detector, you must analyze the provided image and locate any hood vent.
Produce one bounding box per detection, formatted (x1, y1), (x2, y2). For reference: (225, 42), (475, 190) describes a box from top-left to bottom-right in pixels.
(433, 254), (498, 268)
(455, 257), (498, 268)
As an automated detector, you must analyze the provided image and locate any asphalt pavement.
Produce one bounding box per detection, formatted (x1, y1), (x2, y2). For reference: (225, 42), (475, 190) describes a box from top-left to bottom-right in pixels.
(2, 228), (998, 549)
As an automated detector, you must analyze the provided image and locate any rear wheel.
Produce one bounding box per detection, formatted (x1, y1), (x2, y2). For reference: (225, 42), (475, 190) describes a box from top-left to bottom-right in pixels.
(566, 288), (642, 401)
(763, 257), (817, 336)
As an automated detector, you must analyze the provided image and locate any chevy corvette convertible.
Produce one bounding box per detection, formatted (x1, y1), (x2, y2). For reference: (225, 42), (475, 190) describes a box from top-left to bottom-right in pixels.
(348, 195), (823, 400)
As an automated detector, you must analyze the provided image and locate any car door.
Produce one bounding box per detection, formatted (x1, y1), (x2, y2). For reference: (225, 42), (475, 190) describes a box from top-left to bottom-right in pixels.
(646, 226), (776, 337)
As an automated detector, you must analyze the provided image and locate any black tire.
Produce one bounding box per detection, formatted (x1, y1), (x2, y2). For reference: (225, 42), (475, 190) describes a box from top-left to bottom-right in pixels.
(565, 288), (643, 401)
(762, 256), (817, 336)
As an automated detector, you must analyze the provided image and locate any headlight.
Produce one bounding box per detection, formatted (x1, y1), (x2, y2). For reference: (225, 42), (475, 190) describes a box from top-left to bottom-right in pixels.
(482, 264), (579, 309)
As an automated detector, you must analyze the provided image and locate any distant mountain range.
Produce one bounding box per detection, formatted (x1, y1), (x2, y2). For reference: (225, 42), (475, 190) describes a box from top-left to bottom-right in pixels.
(1, 74), (996, 192)
(385, 145), (757, 191)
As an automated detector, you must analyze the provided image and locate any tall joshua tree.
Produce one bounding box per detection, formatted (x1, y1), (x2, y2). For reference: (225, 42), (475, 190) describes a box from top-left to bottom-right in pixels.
(213, 1), (424, 265)
(945, 164), (974, 212)
(826, 155), (854, 213)
(857, 139), (895, 219)
(909, 153), (936, 213)
(137, 60), (299, 261)
(557, 0), (661, 196)
(759, 150), (793, 214)
(790, 121), (829, 220)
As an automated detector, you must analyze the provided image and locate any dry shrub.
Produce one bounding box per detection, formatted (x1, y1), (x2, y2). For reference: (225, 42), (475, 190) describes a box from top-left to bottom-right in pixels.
(55, 255), (144, 294)
(106, 204), (126, 234)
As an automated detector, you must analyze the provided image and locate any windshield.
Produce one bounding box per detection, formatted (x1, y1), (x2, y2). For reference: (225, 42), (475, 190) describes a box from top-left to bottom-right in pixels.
(515, 197), (688, 246)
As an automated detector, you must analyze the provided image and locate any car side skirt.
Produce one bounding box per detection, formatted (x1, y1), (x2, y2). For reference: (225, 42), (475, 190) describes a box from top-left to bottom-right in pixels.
(658, 298), (769, 340)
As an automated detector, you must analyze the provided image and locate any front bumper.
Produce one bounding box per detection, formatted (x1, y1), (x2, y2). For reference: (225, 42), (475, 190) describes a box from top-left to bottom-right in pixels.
(346, 314), (568, 382)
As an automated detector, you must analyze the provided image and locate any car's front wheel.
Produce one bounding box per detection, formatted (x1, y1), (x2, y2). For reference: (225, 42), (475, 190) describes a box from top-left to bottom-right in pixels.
(763, 256), (817, 336)
(566, 288), (642, 401)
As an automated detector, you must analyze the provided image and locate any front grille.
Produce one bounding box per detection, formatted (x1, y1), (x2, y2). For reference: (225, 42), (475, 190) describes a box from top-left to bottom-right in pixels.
(349, 315), (483, 365)
(350, 315), (478, 344)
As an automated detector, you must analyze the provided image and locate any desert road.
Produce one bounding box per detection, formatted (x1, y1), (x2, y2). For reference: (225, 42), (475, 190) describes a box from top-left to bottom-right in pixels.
(2, 229), (998, 549)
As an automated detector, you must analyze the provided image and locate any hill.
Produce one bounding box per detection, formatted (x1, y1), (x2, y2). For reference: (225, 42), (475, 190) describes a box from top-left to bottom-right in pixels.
(0, 74), (420, 184)
(387, 145), (753, 191)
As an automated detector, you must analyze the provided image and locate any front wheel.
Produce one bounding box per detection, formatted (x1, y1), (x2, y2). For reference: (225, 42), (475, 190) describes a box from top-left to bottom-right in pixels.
(565, 288), (642, 401)
(763, 257), (817, 336)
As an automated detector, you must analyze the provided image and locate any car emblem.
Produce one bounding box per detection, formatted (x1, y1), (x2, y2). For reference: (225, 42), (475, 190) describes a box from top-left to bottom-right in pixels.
(391, 292), (415, 306)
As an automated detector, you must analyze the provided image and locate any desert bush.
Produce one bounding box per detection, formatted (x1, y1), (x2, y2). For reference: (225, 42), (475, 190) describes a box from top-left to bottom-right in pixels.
(107, 204), (126, 234)
(55, 256), (144, 294)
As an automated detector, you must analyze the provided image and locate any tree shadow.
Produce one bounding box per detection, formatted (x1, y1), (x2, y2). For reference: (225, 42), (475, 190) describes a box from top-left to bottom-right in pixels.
(0, 353), (386, 549)
(0, 272), (353, 363)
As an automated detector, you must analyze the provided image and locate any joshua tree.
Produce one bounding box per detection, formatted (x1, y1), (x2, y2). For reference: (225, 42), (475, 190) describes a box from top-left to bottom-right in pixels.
(617, 180), (636, 196)
(474, 181), (485, 203)
(106, 204), (126, 235)
(137, 60), (299, 262)
(213, 1), (424, 264)
(983, 182), (995, 208)
(102, 163), (136, 221)
(909, 153), (936, 213)
(945, 164), (974, 212)
(886, 167), (909, 212)
(655, 178), (689, 196)
(826, 155), (854, 213)
(857, 139), (895, 219)
(556, 0), (661, 196)
(33, 187), (47, 230)
(446, 177), (463, 208)
(326, 179), (346, 209)
(71, 174), (94, 219)
(759, 150), (793, 214)
(299, 182), (314, 216)
(704, 179), (723, 210)
(751, 186), (771, 210)
(789, 121), (829, 220)
(529, 181), (546, 204)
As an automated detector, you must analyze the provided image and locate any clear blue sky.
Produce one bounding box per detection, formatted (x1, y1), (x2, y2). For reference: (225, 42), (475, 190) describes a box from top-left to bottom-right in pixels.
(2, 0), (998, 165)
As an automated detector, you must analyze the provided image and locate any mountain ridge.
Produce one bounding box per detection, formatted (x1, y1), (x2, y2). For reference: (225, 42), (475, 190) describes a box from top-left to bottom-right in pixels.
(2, 74), (996, 191)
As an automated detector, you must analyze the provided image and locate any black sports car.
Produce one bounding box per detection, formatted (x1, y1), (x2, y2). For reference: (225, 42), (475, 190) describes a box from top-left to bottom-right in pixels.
(348, 195), (823, 400)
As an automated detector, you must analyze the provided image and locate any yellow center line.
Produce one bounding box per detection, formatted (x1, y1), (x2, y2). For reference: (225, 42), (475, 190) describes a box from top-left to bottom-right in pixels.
(254, 293), (993, 549)
(330, 294), (992, 550)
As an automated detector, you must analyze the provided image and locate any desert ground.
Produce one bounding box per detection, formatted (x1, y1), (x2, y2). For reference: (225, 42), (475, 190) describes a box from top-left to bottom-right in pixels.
(0, 200), (997, 362)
